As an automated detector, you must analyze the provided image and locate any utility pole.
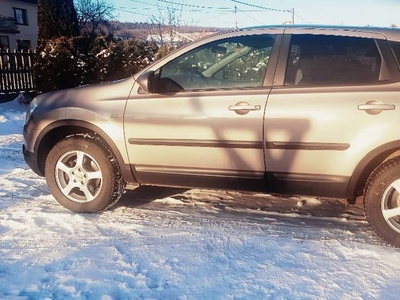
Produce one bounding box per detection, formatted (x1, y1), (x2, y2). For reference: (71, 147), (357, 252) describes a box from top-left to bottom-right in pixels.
(291, 8), (294, 24)
(235, 6), (238, 29)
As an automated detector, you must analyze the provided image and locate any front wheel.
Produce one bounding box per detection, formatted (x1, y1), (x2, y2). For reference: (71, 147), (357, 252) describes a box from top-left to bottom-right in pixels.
(364, 156), (400, 247)
(45, 134), (125, 212)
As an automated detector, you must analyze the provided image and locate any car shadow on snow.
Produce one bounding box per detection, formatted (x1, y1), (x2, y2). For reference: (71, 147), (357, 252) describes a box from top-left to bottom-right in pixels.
(113, 186), (189, 208)
(111, 186), (383, 245)
(115, 186), (364, 220)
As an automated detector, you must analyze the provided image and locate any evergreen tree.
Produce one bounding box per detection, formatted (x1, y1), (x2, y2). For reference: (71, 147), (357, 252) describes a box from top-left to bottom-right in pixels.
(37, 0), (80, 41)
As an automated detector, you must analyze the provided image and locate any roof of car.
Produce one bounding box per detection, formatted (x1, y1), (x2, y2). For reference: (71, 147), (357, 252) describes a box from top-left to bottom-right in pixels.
(241, 24), (400, 41)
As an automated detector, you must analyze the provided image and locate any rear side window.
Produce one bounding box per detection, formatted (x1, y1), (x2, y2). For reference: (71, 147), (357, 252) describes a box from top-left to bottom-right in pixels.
(285, 35), (381, 86)
(390, 41), (400, 68)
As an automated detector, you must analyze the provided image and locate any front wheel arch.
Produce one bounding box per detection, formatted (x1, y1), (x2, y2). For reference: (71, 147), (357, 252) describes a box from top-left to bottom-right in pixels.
(35, 120), (137, 184)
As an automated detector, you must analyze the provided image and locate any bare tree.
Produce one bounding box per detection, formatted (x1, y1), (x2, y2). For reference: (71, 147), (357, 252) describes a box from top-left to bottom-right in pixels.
(74, 0), (115, 36)
(147, 2), (183, 48)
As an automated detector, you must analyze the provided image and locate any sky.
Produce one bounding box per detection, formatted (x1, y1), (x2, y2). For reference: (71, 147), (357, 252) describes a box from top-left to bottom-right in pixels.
(108, 0), (400, 29)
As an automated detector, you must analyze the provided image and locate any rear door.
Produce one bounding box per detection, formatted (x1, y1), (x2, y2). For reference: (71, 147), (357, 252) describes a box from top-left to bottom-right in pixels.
(264, 31), (400, 198)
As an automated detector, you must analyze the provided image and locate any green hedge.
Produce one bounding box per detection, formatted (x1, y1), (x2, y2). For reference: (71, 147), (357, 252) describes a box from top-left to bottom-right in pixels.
(34, 35), (159, 93)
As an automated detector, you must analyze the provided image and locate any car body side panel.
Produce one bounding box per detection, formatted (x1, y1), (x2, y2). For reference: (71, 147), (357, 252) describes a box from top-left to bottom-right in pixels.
(263, 31), (400, 198)
(264, 85), (400, 196)
(23, 78), (134, 177)
(122, 29), (284, 188)
(124, 89), (269, 185)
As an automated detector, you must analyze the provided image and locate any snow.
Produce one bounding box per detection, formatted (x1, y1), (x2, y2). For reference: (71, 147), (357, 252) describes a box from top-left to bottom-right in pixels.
(1, 97), (400, 299)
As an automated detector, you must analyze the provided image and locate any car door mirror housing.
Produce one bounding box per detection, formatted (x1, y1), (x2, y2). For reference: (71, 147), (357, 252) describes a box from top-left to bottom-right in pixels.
(137, 70), (156, 93)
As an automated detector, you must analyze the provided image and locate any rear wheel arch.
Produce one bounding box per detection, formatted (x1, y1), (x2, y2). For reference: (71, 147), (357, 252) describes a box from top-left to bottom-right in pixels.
(346, 141), (400, 203)
(364, 156), (400, 247)
(35, 120), (137, 184)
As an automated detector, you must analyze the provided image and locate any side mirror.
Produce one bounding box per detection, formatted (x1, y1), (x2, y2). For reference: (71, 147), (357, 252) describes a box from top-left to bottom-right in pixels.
(137, 70), (156, 93)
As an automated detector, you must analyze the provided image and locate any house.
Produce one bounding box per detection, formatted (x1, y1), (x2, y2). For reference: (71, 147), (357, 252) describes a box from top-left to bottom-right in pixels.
(0, 0), (38, 51)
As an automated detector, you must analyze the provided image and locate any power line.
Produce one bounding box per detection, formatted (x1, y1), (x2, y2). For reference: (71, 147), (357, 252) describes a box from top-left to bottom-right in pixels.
(195, 12), (233, 23)
(119, 0), (298, 27)
(153, 0), (231, 10)
(119, 6), (238, 15)
(127, 0), (268, 14)
(129, 0), (175, 11)
(115, 7), (153, 18)
(231, 0), (291, 13)
(235, 6), (263, 25)
(295, 14), (311, 24)
(116, 6), (225, 25)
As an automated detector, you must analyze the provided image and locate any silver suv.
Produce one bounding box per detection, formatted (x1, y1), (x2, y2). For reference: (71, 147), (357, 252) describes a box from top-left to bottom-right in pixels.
(24, 26), (400, 247)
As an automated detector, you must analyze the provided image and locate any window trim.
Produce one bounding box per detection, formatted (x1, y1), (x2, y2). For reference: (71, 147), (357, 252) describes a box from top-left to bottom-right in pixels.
(274, 34), (394, 87)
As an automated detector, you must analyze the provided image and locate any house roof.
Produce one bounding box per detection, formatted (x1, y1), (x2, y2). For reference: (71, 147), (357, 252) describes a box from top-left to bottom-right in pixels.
(18, 0), (38, 3)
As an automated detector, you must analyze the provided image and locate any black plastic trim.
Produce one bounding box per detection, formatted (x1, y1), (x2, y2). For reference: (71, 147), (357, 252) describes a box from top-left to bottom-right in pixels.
(266, 172), (350, 198)
(135, 170), (267, 192)
(22, 145), (42, 176)
(376, 39), (400, 82)
(129, 138), (263, 149)
(266, 141), (350, 151)
(134, 164), (264, 178)
(346, 141), (400, 201)
(135, 169), (350, 198)
(34, 120), (137, 184)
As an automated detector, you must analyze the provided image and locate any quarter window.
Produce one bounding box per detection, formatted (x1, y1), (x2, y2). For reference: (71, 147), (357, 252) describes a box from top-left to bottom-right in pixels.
(285, 35), (381, 86)
(390, 41), (400, 68)
(158, 35), (275, 92)
(13, 8), (28, 25)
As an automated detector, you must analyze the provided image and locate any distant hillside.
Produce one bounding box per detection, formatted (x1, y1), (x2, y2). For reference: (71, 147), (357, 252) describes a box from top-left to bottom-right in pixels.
(110, 21), (230, 40)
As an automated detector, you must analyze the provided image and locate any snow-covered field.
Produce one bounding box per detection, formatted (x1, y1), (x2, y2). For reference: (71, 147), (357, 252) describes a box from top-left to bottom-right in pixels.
(1, 97), (400, 299)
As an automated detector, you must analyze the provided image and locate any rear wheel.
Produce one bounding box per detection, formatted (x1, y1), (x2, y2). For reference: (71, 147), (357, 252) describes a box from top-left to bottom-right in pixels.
(45, 134), (125, 212)
(364, 156), (400, 247)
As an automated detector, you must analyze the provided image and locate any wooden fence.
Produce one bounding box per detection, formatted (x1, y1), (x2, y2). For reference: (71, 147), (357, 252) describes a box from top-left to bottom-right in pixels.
(0, 50), (35, 94)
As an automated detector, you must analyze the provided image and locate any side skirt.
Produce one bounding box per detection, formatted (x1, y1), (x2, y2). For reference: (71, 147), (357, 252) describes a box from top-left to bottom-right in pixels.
(133, 165), (267, 192)
(130, 166), (350, 198)
(266, 172), (350, 198)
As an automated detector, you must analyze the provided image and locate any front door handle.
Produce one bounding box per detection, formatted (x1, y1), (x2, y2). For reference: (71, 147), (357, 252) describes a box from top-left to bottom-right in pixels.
(358, 100), (395, 115)
(229, 101), (261, 115)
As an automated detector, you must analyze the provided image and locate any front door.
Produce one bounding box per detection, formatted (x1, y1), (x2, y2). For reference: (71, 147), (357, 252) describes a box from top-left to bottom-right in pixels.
(124, 33), (280, 190)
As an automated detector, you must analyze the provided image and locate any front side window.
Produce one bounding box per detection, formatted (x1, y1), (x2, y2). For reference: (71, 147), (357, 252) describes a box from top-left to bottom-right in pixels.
(13, 8), (28, 25)
(158, 34), (275, 92)
(285, 35), (381, 86)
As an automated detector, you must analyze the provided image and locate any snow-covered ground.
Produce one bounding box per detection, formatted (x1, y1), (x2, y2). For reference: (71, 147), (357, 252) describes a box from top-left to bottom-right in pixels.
(1, 97), (400, 299)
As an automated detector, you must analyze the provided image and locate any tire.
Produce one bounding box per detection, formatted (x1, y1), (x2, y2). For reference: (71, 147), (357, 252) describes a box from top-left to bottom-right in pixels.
(364, 156), (400, 247)
(45, 134), (125, 213)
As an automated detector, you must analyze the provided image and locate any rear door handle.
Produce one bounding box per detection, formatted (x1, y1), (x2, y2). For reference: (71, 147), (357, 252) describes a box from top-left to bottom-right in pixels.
(358, 100), (395, 115)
